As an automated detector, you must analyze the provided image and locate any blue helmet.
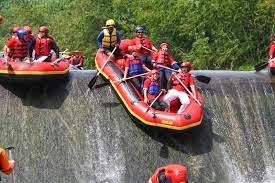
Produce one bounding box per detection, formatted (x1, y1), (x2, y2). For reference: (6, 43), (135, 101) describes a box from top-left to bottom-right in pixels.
(17, 29), (27, 38)
(135, 26), (144, 32)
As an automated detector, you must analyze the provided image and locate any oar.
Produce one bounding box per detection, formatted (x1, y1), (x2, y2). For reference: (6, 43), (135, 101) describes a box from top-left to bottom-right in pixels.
(145, 90), (163, 113)
(255, 58), (275, 71)
(113, 72), (148, 83)
(88, 47), (117, 88)
(174, 74), (202, 106)
(157, 65), (211, 84)
(141, 45), (155, 53)
(6, 147), (15, 183)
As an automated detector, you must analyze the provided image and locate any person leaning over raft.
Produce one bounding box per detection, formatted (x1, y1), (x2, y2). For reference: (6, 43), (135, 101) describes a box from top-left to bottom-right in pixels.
(164, 62), (197, 114)
(122, 51), (150, 91)
(129, 26), (157, 65)
(97, 19), (122, 60)
(3, 29), (29, 62)
(0, 147), (16, 175)
(269, 34), (275, 59)
(29, 26), (60, 62)
(143, 69), (167, 111)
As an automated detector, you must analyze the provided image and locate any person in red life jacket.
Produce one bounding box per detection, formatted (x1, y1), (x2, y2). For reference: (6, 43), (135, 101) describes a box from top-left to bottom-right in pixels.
(148, 164), (188, 183)
(143, 69), (167, 111)
(129, 26), (157, 66)
(4, 29), (29, 62)
(152, 43), (179, 90)
(97, 19), (122, 61)
(66, 51), (84, 69)
(163, 62), (196, 114)
(23, 26), (34, 49)
(269, 34), (275, 59)
(0, 148), (16, 175)
(29, 26), (60, 62)
(122, 51), (150, 90)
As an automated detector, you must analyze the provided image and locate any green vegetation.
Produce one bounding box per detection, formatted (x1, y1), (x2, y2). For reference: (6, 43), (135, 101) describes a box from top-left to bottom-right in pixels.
(0, 0), (274, 69)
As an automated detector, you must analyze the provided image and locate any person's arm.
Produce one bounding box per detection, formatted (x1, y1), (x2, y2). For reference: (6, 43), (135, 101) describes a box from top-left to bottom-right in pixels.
(116, 31), (121, 45)
(3, 38), (15, 59)
(143, 79), (150, 103)
(97, 31), (104, 49)
(190, 85), (197, 99)
(151, 52), (158, 67)
(143, 64), (150, 72)
(169, 56), (179, 70)
(51, 40), (60, 58)
(28, 38), (36, 58)
(269, 43), (275, 59)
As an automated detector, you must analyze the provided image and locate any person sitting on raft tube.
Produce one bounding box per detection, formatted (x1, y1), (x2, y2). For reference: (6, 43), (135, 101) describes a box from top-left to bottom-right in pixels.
(122, 51), (151, 91)
(64, 51), (84, 69)
(148, 164), (188, 183)
(23, 26), (34, 49)
(269, 34), (275, 59)
(143, 69), (167, 111)
(129, 26), (157, 66)
(29, 26), (60, 62)
(0, 148), (16, 175)
(151, 43), (179, 90)
(97, 19), (122, 60)
(163, 62), (196, 114)
(4, 29), (29, 62)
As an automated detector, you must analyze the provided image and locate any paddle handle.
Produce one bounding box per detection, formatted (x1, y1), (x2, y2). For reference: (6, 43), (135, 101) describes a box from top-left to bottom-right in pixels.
(97, 47), (117, 76)
(174, 74), (202, 106)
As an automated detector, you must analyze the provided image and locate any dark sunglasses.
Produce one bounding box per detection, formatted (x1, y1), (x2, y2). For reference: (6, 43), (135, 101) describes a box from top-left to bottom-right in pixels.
(137, 32), (143, 34)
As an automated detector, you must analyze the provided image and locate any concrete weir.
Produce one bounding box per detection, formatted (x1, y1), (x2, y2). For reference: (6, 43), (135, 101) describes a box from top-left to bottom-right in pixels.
(0, 70), (274, 183)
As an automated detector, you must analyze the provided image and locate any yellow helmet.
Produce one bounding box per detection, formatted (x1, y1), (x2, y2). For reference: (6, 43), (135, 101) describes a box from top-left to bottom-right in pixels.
(106, 19), (115, 27)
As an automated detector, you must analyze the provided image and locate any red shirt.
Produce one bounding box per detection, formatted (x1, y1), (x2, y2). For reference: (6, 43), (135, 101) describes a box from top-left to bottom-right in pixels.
(132, 36), (153, 54)
(171, 72), (194, 92)
(143, 78), (159, 100)
(152, 51), (175, 66)
(269, 43), (275, 59)
(6, 37), (18, 48)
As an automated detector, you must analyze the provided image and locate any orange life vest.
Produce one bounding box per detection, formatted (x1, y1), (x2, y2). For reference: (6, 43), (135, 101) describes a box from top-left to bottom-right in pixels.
(156, 51), (169, 64)
(34, 36), (53, 57)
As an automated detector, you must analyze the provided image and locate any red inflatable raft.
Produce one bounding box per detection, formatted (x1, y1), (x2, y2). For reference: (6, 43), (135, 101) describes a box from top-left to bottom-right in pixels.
(95, 49), (204, 131)
(0, 58), (70, 83)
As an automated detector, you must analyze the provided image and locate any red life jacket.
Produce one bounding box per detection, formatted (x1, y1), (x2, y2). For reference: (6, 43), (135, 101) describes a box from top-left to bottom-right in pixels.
(172, 72), (192, 92)
(10, 37), (28, 59)
(135, 36), (151, 54)
(156, 51), (169, 65)
(34, 36), (53, 57)
(70, 56), (84, 66)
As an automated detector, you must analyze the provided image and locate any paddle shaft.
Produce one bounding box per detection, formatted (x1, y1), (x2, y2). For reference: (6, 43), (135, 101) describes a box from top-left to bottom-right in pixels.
(114, 72), (148, 83)
(141, 46), (155, 53)
(146, 90), (163, 112)
(96, 47), (117, 77)
(174, 74), (202, 106)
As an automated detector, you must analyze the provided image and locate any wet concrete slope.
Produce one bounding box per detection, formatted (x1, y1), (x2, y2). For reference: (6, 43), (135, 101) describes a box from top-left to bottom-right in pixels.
(0, 70), (274, 183)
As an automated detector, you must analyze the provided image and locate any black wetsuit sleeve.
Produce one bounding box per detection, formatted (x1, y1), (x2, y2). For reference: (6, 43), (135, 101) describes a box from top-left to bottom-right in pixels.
(51, 41), (60, 58)
(29, 38), (36, 58)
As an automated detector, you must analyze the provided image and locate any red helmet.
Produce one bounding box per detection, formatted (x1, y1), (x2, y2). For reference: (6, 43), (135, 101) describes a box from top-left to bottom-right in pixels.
(165, 164), (187, 183)
(39, 26), (49, 34)
(11, 27), (20, 33)
(23, 26), (32, 34)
